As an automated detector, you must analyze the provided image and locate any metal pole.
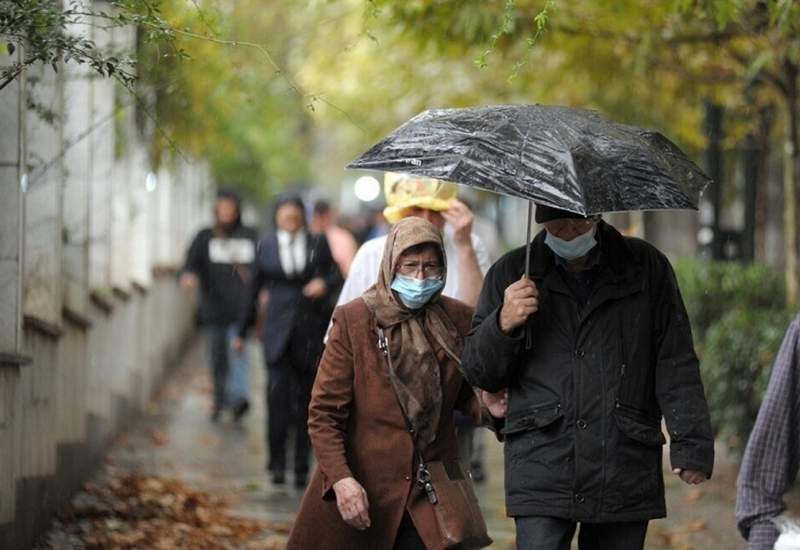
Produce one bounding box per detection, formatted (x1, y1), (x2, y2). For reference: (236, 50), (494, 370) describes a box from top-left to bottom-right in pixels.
(524, 201), (533, 349)
(524, 201), (533, 279)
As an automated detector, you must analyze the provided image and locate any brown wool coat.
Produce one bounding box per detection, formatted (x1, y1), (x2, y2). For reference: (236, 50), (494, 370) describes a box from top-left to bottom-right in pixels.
(287, 296), (487, 550)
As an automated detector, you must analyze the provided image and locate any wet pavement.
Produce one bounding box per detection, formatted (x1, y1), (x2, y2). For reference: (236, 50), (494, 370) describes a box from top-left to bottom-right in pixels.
(40, 336), (753, 549)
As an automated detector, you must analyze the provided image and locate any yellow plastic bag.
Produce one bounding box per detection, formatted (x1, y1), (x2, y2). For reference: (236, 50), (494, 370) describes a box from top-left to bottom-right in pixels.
(382, 172), (457, 224)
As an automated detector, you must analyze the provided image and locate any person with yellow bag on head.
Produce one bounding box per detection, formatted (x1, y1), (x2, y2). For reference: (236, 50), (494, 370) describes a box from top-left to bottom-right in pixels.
(335, 173), (491, 309)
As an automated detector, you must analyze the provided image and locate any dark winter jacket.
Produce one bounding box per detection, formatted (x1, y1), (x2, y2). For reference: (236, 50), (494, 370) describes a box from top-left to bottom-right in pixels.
(182, 224), (258, 325)
(238, 231), (341, 366)
(461, 221), (714, 522)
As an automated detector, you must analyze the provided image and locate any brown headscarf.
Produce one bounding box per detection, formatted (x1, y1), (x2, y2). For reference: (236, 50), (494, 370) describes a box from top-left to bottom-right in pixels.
(361, 217), (463, 451)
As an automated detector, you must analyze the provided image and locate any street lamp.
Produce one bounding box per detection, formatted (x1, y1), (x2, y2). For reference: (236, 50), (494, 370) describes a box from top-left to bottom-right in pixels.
(353, 175), (380, 202)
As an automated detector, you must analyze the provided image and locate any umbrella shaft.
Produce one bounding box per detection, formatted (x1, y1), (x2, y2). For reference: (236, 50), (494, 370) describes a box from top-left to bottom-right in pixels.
(524, 202), (533, 280)
(524, 201), (533, 350)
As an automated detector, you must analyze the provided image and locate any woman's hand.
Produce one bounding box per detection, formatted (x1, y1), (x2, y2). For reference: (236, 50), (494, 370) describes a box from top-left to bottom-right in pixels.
(482, 389), (508, 418)
(302, 277), (328, 299)
(333, 477), (370, 530)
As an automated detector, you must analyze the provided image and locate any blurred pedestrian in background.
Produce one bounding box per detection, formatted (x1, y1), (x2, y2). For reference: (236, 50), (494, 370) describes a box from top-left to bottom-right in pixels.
(736, 313), (800, 549)
(234, 193), (341, 488)
(310, 199), (359, 277)
(363, 207), (390, 242)
(180, 188), (257, 423)
(287, 217), (501, 550)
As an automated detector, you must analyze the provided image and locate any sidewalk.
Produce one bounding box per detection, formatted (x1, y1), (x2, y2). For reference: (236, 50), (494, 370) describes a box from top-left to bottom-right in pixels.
(38, 336), (749, 549)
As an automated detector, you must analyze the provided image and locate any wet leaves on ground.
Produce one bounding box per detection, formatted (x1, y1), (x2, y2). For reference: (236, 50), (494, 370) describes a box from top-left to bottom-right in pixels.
(43, 473), (284, 549)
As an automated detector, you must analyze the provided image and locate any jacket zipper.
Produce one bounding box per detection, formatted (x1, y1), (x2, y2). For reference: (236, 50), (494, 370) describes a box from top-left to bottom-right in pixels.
(572, 299), (581, 512)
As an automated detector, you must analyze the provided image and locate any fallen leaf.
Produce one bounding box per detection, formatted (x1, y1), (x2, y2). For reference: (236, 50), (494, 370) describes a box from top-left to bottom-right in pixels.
(685, 488), (704, 504)
(150, 430), (169, 446)
(686, 519), (707, 532)
(196, 433), (220, 447)
(264, 520), (293, 534)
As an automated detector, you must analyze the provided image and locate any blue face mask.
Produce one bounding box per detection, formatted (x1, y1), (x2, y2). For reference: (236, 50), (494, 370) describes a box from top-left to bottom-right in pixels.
(545, 225), (598, 261)
(391, 274), (445, 309)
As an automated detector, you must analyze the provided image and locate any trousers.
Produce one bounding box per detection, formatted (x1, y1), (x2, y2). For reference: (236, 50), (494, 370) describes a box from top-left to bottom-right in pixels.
(206, 323), (249, 411)
(264, 329), (321, 475)
(515, 516), (648, 550)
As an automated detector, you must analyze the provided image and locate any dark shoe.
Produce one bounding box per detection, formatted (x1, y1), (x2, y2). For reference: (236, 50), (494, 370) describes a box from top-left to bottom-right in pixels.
(233, 399), (250, 422)
(294, 473), (307, 489)
(271, 471), (286, 485)
(470, 462), (486, 483)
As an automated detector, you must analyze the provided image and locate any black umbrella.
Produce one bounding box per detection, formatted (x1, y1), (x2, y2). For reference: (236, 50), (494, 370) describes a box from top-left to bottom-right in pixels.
(348, 104), (711, 216)
(348, 105), (712, 345)
(348, 104), (711, 273)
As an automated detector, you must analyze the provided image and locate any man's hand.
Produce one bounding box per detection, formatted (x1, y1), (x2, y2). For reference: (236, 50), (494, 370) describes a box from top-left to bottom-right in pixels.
(179, 272), (199, 289)
(333, 477), (370, 530)
(672, 468), (707, 485)
(302, 277), (328, 299)
(442, 199), (474, 248)
(499, 276), (539, 334)
(482, 389), (508, 418)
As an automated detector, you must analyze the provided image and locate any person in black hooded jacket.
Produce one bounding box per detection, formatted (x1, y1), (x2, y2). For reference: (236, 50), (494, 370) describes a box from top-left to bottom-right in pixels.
(234, 193), (341, 488)
(463, 205), (714, 550)
(181, 188), (258, 423)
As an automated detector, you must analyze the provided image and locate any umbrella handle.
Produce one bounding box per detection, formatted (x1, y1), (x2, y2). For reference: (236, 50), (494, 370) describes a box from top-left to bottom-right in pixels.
(524, 202), (533, 350)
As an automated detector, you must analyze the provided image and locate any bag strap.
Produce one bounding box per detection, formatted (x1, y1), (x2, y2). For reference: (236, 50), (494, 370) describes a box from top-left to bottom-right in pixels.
(374, 326), (439, 504)
(374, 327), (421, 456)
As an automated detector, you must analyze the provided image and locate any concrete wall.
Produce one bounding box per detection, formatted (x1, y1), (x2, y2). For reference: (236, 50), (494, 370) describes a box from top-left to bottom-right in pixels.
(0, 12), (213, 548)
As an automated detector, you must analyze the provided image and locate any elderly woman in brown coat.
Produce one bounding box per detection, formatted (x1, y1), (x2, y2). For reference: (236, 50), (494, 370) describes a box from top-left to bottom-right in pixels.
(287, 217), (503, 550)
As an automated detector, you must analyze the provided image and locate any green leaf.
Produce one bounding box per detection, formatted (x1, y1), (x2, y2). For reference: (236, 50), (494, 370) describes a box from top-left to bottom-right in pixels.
(746, 50), (774, 81)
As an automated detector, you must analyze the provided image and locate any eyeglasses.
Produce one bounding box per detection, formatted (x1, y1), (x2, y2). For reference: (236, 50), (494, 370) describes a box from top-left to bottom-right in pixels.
(397, 261), (443, 278)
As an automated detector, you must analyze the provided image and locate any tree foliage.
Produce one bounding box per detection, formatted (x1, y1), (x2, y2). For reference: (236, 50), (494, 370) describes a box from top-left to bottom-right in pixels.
(0, 0), (177, 92)
(5, 0), (800, 211)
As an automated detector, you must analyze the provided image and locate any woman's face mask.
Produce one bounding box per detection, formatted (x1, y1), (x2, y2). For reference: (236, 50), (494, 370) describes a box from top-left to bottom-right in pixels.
(545, 224), (598, 261)
(391, 246), (444, 309)
(391, 275), (444, 309)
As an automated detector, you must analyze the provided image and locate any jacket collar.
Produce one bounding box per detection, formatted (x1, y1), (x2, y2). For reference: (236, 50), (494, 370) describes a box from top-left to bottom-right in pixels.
(528, 221), (645, 324)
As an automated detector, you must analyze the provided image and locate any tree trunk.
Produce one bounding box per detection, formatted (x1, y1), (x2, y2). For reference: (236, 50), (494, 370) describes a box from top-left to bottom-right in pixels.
(753, 105), (774, 263)
(783, 58), (799, 306)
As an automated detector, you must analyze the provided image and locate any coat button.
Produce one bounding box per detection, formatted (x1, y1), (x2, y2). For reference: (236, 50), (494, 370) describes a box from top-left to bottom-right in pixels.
(577, 419), (588, 429)
(409, 427), (415, 433)
(575, 493), (585, 504)
(575, 349), (585, 358)
(404, 475), (411, 481)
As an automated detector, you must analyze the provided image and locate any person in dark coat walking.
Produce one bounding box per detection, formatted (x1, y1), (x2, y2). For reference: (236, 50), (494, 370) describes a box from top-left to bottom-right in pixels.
(181, 188), (257, 422)
(462, 205), (715, 550)
(234, 193), (341, 488)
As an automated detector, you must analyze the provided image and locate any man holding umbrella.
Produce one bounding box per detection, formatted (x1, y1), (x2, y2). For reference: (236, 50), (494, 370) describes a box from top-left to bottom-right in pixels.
(462, 204), (714, 549)
(348, 104), (716, 549)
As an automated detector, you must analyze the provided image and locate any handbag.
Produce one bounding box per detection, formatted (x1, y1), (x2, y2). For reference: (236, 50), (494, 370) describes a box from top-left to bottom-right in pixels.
(376, 328), (493, 549)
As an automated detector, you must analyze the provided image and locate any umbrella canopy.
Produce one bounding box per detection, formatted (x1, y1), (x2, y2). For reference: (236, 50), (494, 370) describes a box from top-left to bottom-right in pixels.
(348, 104), (712, 216)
